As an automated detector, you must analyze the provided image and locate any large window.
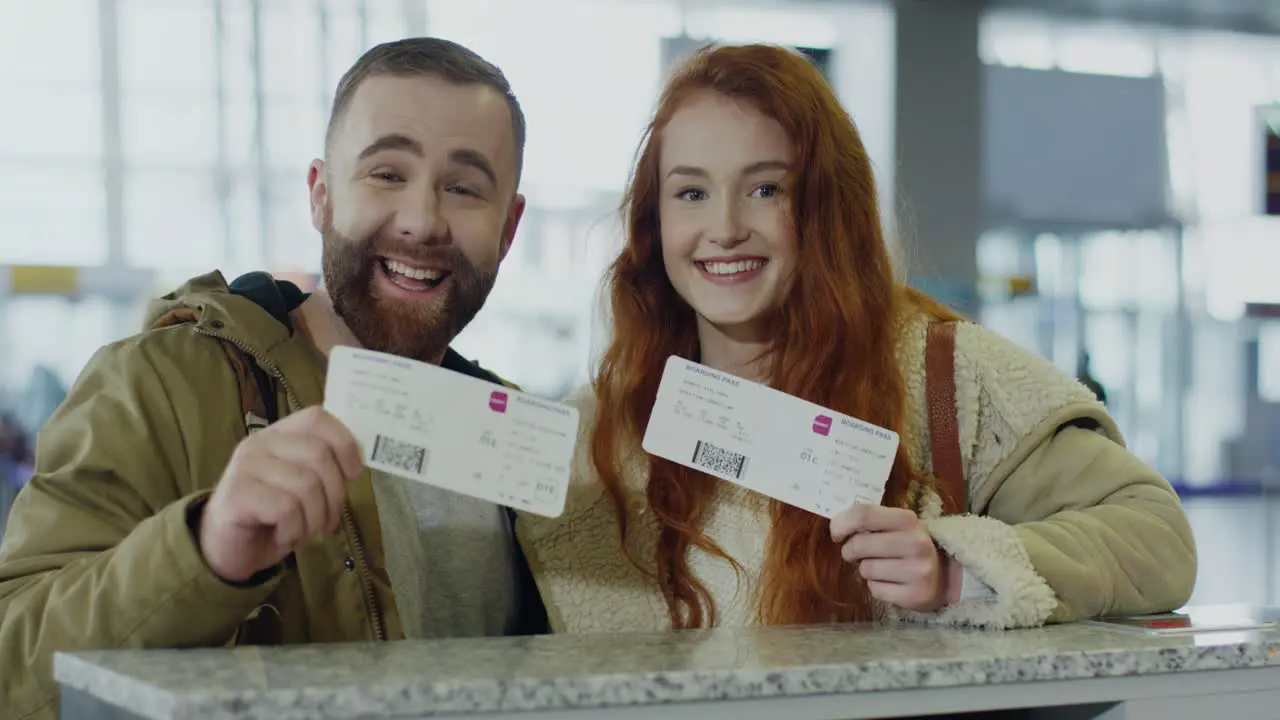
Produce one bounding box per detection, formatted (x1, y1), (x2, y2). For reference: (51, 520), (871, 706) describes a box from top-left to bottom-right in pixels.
(424, 0), (677, 200)
(0, 0), (897, 400)
(981, 11), (1280, 486)
(0, 167), (108, 266)
(0, 1), (105, 266)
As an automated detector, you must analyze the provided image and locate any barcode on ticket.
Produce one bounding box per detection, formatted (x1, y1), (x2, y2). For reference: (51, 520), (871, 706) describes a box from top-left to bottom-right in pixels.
(372, 434), (428, 476)
(691, 440), (749, 480)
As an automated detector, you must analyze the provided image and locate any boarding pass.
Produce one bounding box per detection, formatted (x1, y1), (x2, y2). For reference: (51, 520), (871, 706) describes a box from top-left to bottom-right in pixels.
(641, 356), (898, 518)
(323, 346), (579, 517)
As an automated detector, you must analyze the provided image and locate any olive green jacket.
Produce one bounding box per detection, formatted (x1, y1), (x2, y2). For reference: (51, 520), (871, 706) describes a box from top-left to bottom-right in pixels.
(0, 271), (546, 720)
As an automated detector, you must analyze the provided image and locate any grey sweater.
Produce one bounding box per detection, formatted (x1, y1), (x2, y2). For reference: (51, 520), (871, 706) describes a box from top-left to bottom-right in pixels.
(373, 470), (524, 638)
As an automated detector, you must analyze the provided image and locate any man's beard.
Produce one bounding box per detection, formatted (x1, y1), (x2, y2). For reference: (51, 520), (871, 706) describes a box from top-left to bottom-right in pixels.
(320, 219), (496, 363)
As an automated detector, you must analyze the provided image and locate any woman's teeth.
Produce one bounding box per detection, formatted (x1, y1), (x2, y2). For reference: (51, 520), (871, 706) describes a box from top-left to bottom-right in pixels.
(698, 258), (766, 275)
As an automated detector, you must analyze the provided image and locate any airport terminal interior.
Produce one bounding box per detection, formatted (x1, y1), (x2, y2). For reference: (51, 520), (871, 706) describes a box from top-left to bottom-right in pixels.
(2, 0), (1280, 630)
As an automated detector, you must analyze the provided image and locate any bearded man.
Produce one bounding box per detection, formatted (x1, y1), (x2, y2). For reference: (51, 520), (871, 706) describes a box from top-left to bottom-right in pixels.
(0, 37), (547, 720)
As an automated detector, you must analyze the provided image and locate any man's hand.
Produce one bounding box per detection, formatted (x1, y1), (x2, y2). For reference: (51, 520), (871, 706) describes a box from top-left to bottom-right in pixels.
(199, 407), (365, 584)
(829, 504), (957, 612)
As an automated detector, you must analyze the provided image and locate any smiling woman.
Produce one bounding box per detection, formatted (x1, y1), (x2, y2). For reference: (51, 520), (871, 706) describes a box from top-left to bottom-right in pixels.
(515, 43), (1197, 636)
(657, 94), (798, 357)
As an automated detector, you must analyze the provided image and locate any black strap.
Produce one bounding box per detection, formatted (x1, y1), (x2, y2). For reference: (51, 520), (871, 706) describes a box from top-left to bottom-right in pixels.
(228, 271), (305, 332)
(227, 271), (306, 425)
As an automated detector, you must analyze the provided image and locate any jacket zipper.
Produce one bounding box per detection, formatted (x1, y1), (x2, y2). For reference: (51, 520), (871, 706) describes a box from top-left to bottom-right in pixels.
(196, 326), (388, 642)
(342, 504), (388, 640)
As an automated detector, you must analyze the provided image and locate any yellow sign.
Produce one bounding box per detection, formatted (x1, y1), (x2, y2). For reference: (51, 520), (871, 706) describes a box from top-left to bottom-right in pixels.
(9, 265), (80, 294)
(1007, 275), (1035, 295)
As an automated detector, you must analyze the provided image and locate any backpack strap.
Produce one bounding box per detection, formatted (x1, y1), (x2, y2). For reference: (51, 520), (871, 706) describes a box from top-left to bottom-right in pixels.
(150, 307), (278, 432)
(925, 320), (966, 515)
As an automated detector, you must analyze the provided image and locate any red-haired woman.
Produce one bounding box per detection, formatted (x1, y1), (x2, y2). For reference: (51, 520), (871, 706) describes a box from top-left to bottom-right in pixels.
(518, 44), (1195, 631)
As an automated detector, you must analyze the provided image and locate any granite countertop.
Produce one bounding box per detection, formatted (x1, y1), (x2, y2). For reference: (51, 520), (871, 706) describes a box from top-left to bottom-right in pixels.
(55, 620), (1280, 720)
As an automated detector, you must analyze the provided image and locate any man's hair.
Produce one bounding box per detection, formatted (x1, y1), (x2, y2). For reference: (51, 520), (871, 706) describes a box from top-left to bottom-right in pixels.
(326, 37), (526, 185)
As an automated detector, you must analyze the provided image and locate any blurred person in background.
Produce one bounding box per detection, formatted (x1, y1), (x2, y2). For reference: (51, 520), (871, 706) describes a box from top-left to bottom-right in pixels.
(1076, 350), (1108, 406)
(517, 44), (1195, 634)
(0, 412), (33, 475)
(0, 37), (546, 720)
(0, 412), (34, 536)
(14, 365), (68, 438)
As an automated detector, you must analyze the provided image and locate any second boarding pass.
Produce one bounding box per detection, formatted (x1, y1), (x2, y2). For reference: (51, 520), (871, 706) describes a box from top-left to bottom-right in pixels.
(642, 356), (899, 518)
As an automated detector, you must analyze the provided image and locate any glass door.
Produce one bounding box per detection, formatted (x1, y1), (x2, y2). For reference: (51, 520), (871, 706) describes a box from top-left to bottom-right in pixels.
(979, 227), (1187, 479)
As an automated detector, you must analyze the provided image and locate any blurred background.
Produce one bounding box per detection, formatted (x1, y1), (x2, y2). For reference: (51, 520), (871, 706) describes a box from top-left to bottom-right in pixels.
(2, 0), (1279, 608)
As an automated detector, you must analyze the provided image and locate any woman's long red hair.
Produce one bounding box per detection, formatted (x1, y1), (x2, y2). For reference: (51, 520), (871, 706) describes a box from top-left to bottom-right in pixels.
(591, 44), (959, 629)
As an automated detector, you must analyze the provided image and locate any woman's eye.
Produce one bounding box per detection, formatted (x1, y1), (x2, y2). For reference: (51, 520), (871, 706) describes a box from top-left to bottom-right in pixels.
(678, 188), (707, 202)
(752, 183), (780, 198)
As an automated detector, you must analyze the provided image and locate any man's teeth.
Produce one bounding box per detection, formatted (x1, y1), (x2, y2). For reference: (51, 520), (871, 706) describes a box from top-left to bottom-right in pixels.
(384, 259), (445, 281)
(700, 258), (766, 275)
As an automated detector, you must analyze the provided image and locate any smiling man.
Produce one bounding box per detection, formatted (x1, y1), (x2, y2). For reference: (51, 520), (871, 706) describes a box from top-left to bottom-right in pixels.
(313, 59), (525, 365)
(0, 38), (545, 720)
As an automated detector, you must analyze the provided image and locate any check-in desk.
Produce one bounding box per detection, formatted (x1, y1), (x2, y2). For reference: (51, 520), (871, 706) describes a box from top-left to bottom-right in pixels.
(55, 619), (1280, 720)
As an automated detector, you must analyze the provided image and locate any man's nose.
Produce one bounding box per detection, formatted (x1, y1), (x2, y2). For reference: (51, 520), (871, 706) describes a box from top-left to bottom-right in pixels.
(391, 193), (449, 245)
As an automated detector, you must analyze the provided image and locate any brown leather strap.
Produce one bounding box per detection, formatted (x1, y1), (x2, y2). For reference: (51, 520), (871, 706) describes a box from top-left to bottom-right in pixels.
(925, 321), (966, 514)
(214, 340), (270, 427)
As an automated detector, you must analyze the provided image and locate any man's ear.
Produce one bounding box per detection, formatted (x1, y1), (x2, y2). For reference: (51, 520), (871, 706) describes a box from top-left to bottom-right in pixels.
(307, 159), (328, 233)
(498, 193), (526, 263)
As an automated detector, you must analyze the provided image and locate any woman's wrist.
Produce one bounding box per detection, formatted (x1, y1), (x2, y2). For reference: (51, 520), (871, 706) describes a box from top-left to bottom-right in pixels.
(943, 550), (964, 605)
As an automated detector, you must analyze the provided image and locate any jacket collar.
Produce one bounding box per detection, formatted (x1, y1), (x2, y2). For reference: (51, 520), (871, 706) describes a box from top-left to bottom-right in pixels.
(146, 270), (509, 396)
(145, 270), (296, 360)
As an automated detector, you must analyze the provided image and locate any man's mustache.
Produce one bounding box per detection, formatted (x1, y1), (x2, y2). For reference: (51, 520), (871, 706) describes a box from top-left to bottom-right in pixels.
(364, 238), (470, 273)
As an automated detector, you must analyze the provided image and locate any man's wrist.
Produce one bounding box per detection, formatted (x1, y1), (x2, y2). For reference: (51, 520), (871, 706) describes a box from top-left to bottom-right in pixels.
(185, 496), (280, 588)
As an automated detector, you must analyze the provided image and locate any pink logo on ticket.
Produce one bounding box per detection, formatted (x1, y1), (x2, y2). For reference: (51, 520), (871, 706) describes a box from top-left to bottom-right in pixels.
(489, 391), (509, 413)
(812, 415), (832, 436)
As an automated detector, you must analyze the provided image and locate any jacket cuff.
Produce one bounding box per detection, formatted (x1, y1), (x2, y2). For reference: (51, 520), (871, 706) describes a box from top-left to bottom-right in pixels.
(171, 491), (283, 604)
(182, 494), (285, 589)
(890, 514), (1058, 629)
(114, 492), (280, 647)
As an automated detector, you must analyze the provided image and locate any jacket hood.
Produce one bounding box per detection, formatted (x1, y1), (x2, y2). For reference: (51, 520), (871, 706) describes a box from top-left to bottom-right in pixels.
(143, 270), (307, 361)
(142, 269), (510, 390)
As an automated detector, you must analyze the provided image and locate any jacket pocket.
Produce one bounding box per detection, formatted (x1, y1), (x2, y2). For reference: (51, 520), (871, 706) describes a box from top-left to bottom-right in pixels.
(231, 602), (285, 646)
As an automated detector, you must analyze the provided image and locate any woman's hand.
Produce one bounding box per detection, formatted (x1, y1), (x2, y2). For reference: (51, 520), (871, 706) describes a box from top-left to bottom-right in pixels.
(830, 504), (959, 612)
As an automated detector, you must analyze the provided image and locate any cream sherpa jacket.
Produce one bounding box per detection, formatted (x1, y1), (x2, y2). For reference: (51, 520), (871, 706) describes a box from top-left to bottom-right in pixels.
(515, 315), (1197, 632)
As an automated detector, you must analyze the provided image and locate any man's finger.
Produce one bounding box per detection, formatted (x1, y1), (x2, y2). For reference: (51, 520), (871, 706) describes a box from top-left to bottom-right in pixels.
(228, 472), (308, 551)
(262, 465), (332, 541)
(284, 407), (366, 480)
(271, 436), (349, 533)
